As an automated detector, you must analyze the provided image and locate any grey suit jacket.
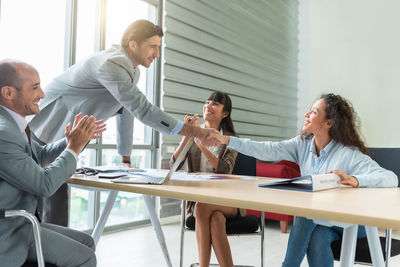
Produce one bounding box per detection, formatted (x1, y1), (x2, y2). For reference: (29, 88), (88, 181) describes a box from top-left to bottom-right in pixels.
(0, 107), (76, 266)
(29, 44), (179, 155)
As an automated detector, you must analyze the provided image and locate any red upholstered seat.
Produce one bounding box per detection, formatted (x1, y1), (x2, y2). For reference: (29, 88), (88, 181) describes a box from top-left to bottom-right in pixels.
(256, 160), (300, 178)
(246, 160), (300, 233)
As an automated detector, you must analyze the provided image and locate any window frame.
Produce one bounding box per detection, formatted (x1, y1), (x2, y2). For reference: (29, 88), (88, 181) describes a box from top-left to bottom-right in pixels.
(64, 0), (162, 231)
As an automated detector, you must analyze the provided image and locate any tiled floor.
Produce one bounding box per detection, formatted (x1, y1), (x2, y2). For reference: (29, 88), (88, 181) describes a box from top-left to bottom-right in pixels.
(96, 221), (400, 267)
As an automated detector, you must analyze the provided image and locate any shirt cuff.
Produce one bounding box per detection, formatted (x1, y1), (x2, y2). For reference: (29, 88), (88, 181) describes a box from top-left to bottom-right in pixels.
(171, 120), (184, 135)
(65, 148), (79, 163)
(352, 176), (360, 187)
(356, 176), (367, 187)
(227, 136), (240, 150)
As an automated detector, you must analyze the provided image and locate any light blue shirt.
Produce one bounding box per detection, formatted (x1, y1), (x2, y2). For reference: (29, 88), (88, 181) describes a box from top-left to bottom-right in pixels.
(171, 120), (184, 135)
(228, 136), (398, 188)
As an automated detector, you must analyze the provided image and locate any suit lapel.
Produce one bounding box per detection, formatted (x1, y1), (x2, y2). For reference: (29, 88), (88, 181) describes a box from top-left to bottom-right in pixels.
(30, 131), (46, 164)
(29, 142), (39, 164)
(23, 135), (39, 163)
(0, 107), (39, 163)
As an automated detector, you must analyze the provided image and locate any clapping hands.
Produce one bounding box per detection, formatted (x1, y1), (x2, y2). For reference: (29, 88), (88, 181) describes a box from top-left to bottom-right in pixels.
(65, 113), (106, 154)
(184, 114), (200, 127)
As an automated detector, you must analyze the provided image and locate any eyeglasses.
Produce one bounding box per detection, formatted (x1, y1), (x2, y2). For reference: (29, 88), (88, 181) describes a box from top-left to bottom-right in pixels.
(75, 167), (99, 176)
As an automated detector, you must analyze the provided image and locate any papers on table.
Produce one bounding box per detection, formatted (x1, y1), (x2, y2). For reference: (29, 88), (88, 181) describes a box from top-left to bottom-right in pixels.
(79, 166), (256, 181)
(98, 172), (131, 179)
(89, 166), (144, 173)
(170, 172), (256, 181)
(76, 166), (145, 179)
(109, 169), (256, 181)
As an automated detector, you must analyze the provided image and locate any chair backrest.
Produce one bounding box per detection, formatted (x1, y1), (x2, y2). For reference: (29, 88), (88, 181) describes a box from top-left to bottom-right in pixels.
(232, 152), (257, 176)
(368, 148), (400, 186)
(256, 160), (300, 178)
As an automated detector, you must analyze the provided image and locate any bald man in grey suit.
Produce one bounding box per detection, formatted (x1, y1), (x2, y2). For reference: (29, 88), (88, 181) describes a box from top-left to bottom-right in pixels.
(0, 59), (105, 266)
(29, 20), (218, 226)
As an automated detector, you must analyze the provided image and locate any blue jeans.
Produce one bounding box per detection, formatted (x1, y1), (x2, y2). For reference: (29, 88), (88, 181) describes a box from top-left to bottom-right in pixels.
(282, 217), (366, 267)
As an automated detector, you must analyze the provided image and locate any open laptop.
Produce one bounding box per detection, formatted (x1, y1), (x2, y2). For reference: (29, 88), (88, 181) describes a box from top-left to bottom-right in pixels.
(111, 140), (193, 184)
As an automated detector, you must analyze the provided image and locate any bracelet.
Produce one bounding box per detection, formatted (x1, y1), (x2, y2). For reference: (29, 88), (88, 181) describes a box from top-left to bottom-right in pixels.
(122, 160), (131, 164)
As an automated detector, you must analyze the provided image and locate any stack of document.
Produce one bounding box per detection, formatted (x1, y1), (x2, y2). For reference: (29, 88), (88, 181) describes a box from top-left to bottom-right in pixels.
(258, 173), (340, 192)
(90, 166), (143, 172)
(90, 166), (143, 178)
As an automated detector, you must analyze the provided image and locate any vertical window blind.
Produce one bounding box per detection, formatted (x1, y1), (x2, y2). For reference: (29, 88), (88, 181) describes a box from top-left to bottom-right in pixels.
(161, 0), (298, 160)
(159, 0), (298, 217)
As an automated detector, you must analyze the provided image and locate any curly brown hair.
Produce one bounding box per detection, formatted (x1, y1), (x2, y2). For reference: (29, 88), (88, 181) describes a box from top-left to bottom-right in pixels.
(302, 93), (369, 155)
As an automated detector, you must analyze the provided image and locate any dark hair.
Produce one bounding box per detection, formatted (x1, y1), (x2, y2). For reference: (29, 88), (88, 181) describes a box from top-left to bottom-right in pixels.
(0, 60), (22, 90)
(302, 93), (368, 155)
(121, 20), (163, 49)
(207, 91), (237, 136)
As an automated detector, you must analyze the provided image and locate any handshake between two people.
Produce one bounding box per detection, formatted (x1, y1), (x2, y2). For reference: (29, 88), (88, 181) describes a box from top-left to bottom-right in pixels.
(65, 113), (107, 154)
(62, 111), (232, 156)
(178, 114), (231, 147)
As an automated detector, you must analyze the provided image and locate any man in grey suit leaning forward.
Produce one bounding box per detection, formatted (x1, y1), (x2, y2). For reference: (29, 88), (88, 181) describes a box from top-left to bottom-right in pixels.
(0, 59), (104, 266)
(29, 19), (219, 226)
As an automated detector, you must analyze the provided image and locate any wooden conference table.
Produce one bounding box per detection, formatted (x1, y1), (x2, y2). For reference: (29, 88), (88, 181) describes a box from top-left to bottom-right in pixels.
(68, 173), (400, 267)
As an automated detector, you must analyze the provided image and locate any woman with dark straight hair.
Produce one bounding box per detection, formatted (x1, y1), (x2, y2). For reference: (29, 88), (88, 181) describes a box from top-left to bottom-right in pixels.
(213, 93), (398, 267)
(171, 91), (241, 267)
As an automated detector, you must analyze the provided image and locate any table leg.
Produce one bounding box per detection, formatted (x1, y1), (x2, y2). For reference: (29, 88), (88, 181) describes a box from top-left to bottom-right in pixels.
(91, 190), (119, 245)
(340, 224), (358, 267)
(385, 228), (392, 267)
(261, 211), (265, 267)
(179, 200), (186, 267)
(365, 226), (385, 267)
(143, 194), (173, 267)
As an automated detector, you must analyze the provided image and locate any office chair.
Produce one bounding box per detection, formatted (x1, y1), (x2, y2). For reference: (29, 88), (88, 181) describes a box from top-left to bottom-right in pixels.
(331, 147), (400, 265)
(247, 160), (300, 233)
(179, 153), (265, 267)
(0, 209), (57, 267)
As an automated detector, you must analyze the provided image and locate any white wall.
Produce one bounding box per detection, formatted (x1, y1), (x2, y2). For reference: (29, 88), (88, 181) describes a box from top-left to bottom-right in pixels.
(298, 0), (400, 147)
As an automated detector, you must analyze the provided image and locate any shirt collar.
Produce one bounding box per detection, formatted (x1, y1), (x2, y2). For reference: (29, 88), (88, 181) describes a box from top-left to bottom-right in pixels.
(117, 44), (138, 71)
(0, 104), (28, 134)
(310, 136), (336, 156)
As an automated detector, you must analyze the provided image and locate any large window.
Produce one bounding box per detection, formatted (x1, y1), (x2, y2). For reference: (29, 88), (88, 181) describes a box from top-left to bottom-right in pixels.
(73, 0), (160, 230)
(0, 0), (66, 85)
(0, 0), (161, 231)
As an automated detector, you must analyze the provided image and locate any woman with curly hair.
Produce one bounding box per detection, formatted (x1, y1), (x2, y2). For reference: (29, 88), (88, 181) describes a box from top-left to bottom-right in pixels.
(212, 93), (398, 267)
